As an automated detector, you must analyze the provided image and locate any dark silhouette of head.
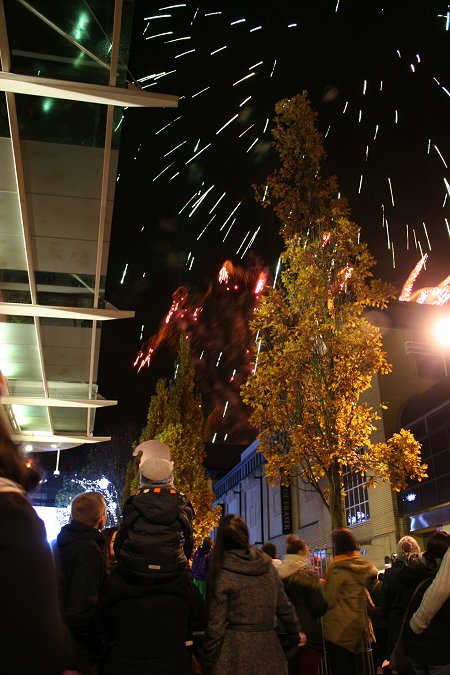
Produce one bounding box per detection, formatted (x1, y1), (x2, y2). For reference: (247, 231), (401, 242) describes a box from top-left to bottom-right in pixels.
(216, 514), (249, 552)
(208, 514), (250, 592)
(202, 536), (213, 550)
(426, 530), (450, 560)
(332, 528), (358, 556)
(262, 543), (277, 559)
(286, 534), (309, 556)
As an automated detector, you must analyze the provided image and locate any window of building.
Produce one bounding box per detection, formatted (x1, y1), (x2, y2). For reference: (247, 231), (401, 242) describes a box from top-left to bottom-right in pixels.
(400, 400), (450, 516)
(344, 468), (370, 527)
(415, 353), (449, 379)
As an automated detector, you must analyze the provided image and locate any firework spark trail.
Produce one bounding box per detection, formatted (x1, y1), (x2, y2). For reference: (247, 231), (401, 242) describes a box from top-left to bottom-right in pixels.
(132, 258), (270, 440)
(131, 1), (449, 275)
(399, 255), (428, 301)
(121, 2), (449, 439)
(133, 259), (269, 371)
(401, 261), (450, 304)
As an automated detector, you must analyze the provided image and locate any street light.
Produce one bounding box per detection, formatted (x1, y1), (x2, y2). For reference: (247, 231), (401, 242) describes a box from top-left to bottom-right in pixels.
(432, 315), (450, 378)
(434, 316), (450, 348)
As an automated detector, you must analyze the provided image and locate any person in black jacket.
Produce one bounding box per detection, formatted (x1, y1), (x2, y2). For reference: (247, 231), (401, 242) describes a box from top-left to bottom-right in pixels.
(114, 440), (194, 579)
(379, 536), (421, 667)
(94, 440), (200, 674)
(402, 531), (450, 674)
(278, 535), (327, 675)
(95, 566), (207, 675)
(0, 412), (71, 675)
(54, 490), (107, 674)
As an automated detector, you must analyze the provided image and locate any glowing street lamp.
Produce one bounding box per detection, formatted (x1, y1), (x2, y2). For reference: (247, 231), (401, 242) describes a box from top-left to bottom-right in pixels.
(434, 316), (450, 348)
(432, 315), (450, 378)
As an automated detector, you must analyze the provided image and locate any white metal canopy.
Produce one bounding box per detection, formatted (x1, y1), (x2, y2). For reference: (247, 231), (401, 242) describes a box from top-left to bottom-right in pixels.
(0, 0), (178, 452)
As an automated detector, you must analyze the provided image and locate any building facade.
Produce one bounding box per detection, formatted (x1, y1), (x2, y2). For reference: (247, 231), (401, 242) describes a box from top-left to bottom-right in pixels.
(213, 301), (450, 570)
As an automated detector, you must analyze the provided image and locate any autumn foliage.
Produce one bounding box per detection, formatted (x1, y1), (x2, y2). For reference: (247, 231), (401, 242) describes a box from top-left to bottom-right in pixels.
(123, 337), (220, 543)
(242, 92), (427, 529)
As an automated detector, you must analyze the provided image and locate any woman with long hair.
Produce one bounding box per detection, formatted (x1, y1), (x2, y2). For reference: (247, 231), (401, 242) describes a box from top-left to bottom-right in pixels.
(201, 514), (305, 675)
(0, 410), (70, 674)
(322, 528), (377, 675)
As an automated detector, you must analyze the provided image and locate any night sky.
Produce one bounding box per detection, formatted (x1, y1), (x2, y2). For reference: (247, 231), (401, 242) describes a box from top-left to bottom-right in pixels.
(95, 0), (450, 445)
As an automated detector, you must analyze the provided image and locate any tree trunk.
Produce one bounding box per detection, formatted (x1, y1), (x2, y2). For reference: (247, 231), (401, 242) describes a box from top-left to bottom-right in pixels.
(329, 461), (344, 530)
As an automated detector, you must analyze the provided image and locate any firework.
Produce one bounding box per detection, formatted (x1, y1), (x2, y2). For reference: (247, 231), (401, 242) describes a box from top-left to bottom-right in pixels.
(114, 1), (449, 441)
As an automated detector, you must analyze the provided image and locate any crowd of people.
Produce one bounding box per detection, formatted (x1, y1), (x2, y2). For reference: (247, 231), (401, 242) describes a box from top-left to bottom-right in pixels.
(2, 421), (450, 675)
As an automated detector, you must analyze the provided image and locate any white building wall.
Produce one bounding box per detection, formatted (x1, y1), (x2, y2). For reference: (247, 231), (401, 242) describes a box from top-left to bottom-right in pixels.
(215, 457), (398, 568)
(213, 306), (444, 568)
(267, 483), (282, 539)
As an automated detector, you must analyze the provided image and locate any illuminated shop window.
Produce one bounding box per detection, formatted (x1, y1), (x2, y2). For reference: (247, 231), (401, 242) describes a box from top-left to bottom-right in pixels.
(344, 468), (370, 527)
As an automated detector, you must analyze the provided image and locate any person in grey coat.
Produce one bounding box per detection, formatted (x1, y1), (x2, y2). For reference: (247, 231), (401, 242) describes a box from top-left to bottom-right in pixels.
(201, 514), (305, 675)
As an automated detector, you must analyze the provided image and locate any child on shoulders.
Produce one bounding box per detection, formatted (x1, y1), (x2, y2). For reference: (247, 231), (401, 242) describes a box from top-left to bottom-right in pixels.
(115, 440), (194, 579)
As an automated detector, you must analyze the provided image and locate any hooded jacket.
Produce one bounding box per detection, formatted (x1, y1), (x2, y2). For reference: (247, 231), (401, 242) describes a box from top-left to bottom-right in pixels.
(323, 553), (377, 653)
(278, 553), (327, 650)
(201, 547), (299, 675)
(115, 485), (194, 579)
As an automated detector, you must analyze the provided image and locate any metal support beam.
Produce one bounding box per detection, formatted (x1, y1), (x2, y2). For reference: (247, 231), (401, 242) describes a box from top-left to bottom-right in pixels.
(0, 71), (178, 107)
(0, 302), (135, 321)
(12, 432), (111, 445)
(1, 396), (118, 408)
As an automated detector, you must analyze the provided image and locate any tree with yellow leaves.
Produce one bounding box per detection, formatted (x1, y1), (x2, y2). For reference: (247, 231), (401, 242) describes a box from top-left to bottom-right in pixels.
(123, 337), (220, 542)
(242, 92), (427, 529)
(122, 378), (169, 503)
(159, 337), (221, 542)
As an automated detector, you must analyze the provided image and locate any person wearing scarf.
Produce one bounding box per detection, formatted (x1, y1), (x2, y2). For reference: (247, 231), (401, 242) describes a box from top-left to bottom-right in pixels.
(322, 528), (377, 675)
